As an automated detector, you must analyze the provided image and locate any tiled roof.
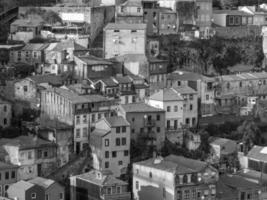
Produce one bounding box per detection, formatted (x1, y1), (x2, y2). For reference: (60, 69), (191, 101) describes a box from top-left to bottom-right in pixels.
(9, 180), (34, 191)
(247, 145), (267, 162)
(104, 116), (130, 127)
(0, 161), (18, 170)
(22, 43), (49, 51)
(136, 155), (209, 174)
(29, 177), (56, 189)
(220, 174), (260, 189)
(113, 76), (132, 84)
(104, 23), (147, 30)
(149, 88), (184, 101)
(172, 86), (197, 94)
(100, 78), (118, 87)
(2, 135), (55, 150)
(28, 74), (64, 86)
(75, 170), (128, 186)
(77, 55), (113, 65)
(120, 102), (165, 113)
(11, 18), (44, 27)
(121, 0), (142, 7)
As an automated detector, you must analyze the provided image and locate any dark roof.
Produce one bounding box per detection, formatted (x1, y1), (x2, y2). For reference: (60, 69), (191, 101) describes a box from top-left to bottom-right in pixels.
(28, 74), (64, 86)
(120, 102), (165, 113)
(116, 54), (147, 62)
(100, 78), (118, 87)
(11, 18), (44, 27)
(2, 135), (55, 150)
(104, 23), (147, 30)
(9, 180), (34, 191)
(28, 177), (58, 189)
(77, 55), (113, 66)
(113, 76), (132, 84)
(121, 0), (142, 7)
(104, 116), (130, 127)
(22, 43), (49, 51)
(247, 145), (267, 162)
(149, 88), (184, 101)
(220, 174), (260, 189)
(216, 180), (238, 200)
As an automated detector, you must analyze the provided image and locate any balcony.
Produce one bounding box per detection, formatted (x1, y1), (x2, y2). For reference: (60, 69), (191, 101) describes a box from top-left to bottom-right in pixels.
(144, 119), (156, 127)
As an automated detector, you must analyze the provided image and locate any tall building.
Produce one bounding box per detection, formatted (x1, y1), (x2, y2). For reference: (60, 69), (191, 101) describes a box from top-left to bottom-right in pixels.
(116, 0), (144, 23)
(90, 116), (130, 177)
(133, 155), (218, 200)
(142, 0), (160, 35)
(196, 0), (212, 38)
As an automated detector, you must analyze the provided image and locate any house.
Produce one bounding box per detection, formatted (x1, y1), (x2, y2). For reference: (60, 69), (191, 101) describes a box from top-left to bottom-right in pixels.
(212, 10), (253, 27)
(28, 177), (65, 200)
(148, 86), (198, 128)
(38, 119), (73, 167)
(9, 18), (44, 42)
(146, 88), (184, 130)
(128, 74), (149, 102)
(142, 0), (160, 35)
(0, 98), (12, 128)
(0, 44), (24, 66)
(7, 180), (45, 200)
(118, 102), (165, 151)
(158, 8), (178, 35)
(70, 169), (131, 200)
(210, 137), (237, 164)
(94, 77), (120, 97)
(74, 54), (114, 80)
(116, 0), (144, 24)
(0, 161), (18, 197)
(90, 116), (130, 177)
(239, 6), (267, 26)
(196, 0), (213, 38)
(41, 87), (118, 153)
(103, 23), (147, 59)
(0, 135), (57, 180)
(133, 155), (218, 200)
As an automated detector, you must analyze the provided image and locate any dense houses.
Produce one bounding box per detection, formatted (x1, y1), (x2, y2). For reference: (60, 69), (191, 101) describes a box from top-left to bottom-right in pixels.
(2, 0), (267, 200)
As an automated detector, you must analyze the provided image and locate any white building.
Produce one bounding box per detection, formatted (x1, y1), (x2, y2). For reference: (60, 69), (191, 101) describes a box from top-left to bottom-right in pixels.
(90, 116), (130, 177)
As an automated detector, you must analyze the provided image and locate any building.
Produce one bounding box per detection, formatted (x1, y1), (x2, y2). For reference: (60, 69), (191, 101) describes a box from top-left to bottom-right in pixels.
(118, 102), (165, 151)
(133, 155), (218, 200)
(147, 88), (184, 130)
(9, 18), (44, 42)
(74, 54), (114, 80)
(0, 44), (24, 66)
(41, 87), (118, 153)
(158, 8), (177, 35)
(116, 0), (144, 23)
(0, 98), (12, 128)
(0, 161), (18, 197)
(103, 23), (147, 58)
(239, 6), (267, 26)
(7, 180), (45, 200)
(142, 0), (160, 35)
(90, 116), (130, 177)
(70, 169), (131, 200)
(184, 130), (201, 151)
(28, 177), (65, 200)
(0, 135), (57, 180)
(196, 0), (212, 38)
(212, 10), (253, 27)
(209, 137), (237, 164)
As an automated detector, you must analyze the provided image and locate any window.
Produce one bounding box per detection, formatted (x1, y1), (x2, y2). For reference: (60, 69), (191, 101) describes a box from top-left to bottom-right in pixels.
(137, 7), (141, 12)
(31, 193), (37, 199)
(105, 139), (109, 147)
(186, 118), (190, 125)
(3, 106), (7, 112)
(3, 118), (7, 125)
(131, 30), (137, 33)
(11, 171), (15, 179)
(83, 115), (87, 123)
(157, 127), (161, 133)
(114, 30), (120, 32)
(45, 194), (49, 200)
(112, 151), (117, 158)
(83, 128), (87, 138)
(59, 193), (63, 200)
(92, 114), (95, 123)
(136, 181), (139, 190)
(5, 172), (9, 180)
(189, 94), (193, 100)
(206, 95), (209, 100)
(167, 106), (171, 112)
(124, 150), (129, 156)
(44, 151), (48, 158)
(107, 187), (112, 194)
(190, 104), (193, 111)
(229, 16), (234, 25)
(33, 52), (37, 58)
(149, 172), (152, 178)
(118, 161), (123, 165)
(23, 86), (28, 92)
(116, 127), (120, 133)
(131, 129), (135, 133)
(156, 115), (160, 121)
(174, 105), (178, 112)
(76, 129), (80, 138)
(132, 117), (135, 122)
(105, 151), (109, 158)
(184, 190), (190, 199)
(117, 186), (121, 194)
(122, 126), (126, 133)
(140, 128), (144, 133)
(105, 162), (109, 168)
(240, 81), (242, 88)
(76, 116), (80, 124)
(37, 150), (42, 159)
(116, 138), (120, 146)
(28, 152), (32, 159)
(98, 113), (101, 120)
(121, 138), (126, 145)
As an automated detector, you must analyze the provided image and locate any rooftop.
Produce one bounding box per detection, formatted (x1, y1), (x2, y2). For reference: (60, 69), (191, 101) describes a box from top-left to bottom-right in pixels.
(217, 72), (267, 82)
(22, 43), (49, 51)
(11, 18), (44, 27)
(0, 161), (18, 170)
(120, 102), (165, 113)
(9, 180), (34, 191)
(28, 74), (64, 86)
(104, 23), (147, 30)
(220, 174), (260, 189)
(99, 78), (118, 87)
(172, 86), (197, 94)
(77, 55), (113, 66)
(149, 88), (184, 101)
(120, 0), (142, 7)
(50, 40), (88, 51)
(213, 10), (253, 16)
(116, 54), (147, 63)
(104, 116), (130, 127)
(210, 137), (237, 155)
(247, 145), (267, 162)
(113, 75), (132, 84)
(167, 71), (204, 81)
(28, 177), (56, 189)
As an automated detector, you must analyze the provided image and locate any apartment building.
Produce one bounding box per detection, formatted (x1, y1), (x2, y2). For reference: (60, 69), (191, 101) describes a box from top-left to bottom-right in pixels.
(0, 98), (11, 128)
(0, 162), (18, 197)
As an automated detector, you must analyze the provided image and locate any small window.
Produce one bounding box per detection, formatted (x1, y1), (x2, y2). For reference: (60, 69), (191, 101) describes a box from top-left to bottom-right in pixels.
(118, 161), (123, 165)
(76, 116), (80, 124)
(114, 30), (120, 32)
(59, 193), (64, 200)
(116, 127), (120, 133)
(122, 138), (126, 145)
(132, 117), (135, 122)
(131, 129), (135, 133)
(83, 128), (88, 138)
(137, 7), (141, 12)
(112, 151), (117, 158)
(122, 126), (126, 133)
(116, 138), (120, 146)
(105, 139), (109, 147)
(45, 194), (49, 200)
(190, 104), (193, 111)
(174, 106), (178, 112)
(5, 172), (9, 180)
(23, 86), (28, 92)
(3, 118), (7, 125)
(105, 151), (109, 158)
(44, 151), (48, 158)
(156, 115), (160, 121)
(136, 181), (139, 190)
(11, 171), (15, 179)
(177, 81), (181, 86)
(206, 95), (209, 100)
(167, 106), (171, 112)
(157, 127), (160, 133)
(105, 162), (109, 168)
(107, 187), (112, 194)
(124, 150), (129, 156)
(117, 186), (121, 194)
(149, 172), (152, 178)
(3, 106), (7, 112)
(131, 29), (137, 33)
(76, 129), (80, 138)
(31, 193), (36, 199)
(28, 152), (32, 159)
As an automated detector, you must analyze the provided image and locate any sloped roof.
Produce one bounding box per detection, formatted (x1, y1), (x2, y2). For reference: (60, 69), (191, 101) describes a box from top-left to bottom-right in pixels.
(213, 10), (253, 16)
(220, 174), (260, 189)
(113, 75), (132, 84)
(28, 74), (64, 86)
(121, 0), (142, 7)
(210, 137), (237, 155)
(116, 54), (147, 63)
(104, 116), (130, 127)
(22, 43), (49, 51)
(9, 180), (34, 191)
(218, 72), (267, 82)
(120, 102), (165, 113)
(149, 88), (184, 101)
(247, 145), (267, 162)
(11, 18), (44, 27)
(167, 71), (203, 81)
(104, 23), (147, 30)
(77, 55), (113, 66)
(51, 40), (88, 51)
(172, 86), (197, 94)
(0, 161), (18, 170)
(100, 78), (118, 87)
(29, 177), (56, 189)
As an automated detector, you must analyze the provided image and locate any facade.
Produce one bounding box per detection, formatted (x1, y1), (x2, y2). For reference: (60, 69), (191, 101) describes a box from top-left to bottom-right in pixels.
(70, 169), (131, 200)
(29, 177), (65, 200)
(0, 44), (24, 65)
(212, 10), (253, 27)
(7, 180), (44, 200)
(239, 6), (267, 26)
(133, 155), (218, 200)
(142, 0), (160, 35)
(0, 99), (11, 128)
(41, 87), (118, 153)
(196, 0), (212, 38)
(90, 116), (130, 177)
(118, 102), (165, 150)
(0, 135), (57, 180)
(103, 23), (147, 58)
(116, 0), (144, 23)
(184, 131), (201, 151)
(0, 162), (18, 197)
(158, 8), (178, 35)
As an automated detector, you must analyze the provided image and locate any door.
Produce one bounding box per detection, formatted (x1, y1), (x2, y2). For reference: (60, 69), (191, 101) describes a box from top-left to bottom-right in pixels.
(174, 120), (178, 130)
(76, 142), (80, 154)
(37, 164), (42, 176)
